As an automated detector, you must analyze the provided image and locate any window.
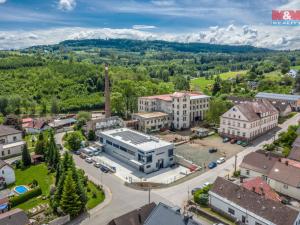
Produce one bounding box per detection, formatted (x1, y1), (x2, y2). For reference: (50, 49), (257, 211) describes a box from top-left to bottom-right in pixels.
(168, 149), (174, 157)
(243, 124), (246, 128)
(100, 137), (103, 143)
(1, 151), (4, 156)
(7, 150), (10, 154)
(113, 143), (119, 148)
(146, 165), (151, 168)
(228, 208), (235, 215)
(242, 216), (246, 223)
(255, 222), (262, 225)
(106, 140), (112, 145)
(13, 136), (17, 141)
(120, 146), (127, 152)
(146, 155), (153, 163)
(1, 170), (4, 174)
(246, 170), (250, 175)
(0, 139), (5, 144)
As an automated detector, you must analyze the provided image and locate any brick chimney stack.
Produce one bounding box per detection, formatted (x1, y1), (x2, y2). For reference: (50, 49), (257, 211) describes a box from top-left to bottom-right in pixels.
(104, 63), (111, 118)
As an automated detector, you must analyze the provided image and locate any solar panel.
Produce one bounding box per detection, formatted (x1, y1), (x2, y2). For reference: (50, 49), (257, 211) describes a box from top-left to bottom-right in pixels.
(111, 130), (152, 145)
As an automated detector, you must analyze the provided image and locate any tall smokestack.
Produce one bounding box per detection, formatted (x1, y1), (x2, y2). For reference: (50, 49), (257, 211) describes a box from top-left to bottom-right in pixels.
(104, 63), (111, 118)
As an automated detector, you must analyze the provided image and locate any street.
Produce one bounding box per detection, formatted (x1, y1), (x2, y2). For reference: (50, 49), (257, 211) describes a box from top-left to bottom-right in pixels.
(59, 113), (300, 225)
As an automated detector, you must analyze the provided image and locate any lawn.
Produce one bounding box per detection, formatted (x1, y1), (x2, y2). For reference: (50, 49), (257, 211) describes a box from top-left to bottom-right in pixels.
(86, 181), (105, 210)
(191, 70), (247, 91)
(263, 71), (282, 81)
(24, 134), (38, 152)
(291, 65), (300, 70)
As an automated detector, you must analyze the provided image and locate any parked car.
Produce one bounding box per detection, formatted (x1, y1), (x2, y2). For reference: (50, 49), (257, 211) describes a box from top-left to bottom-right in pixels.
(241, 141), (248, 147)
(74, 150), (81, 155)
(208, 148), (218, 153)
(208, 161), (217, 169)
(100, 166), (109, 173)
(217, 157), (226, 164)
(94, 162), (101, 168)
(85, 157), (93, 163)
(223, 137), (230, 143)
(80, 153), (87, 159)
(230, 139), (237, 144)
(93, 151), (101, 156)
(236, 140), (242, 145)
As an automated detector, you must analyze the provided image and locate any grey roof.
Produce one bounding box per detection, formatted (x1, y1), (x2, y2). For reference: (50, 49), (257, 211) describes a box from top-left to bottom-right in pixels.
(144, 203), (200, 225)
(0, 208), (29, 225)
(48, 118), (77, 128)
(210, 177), (299, 225)
(256, 92), (300, 101)
(0, 125), (22, 137)
(0, 159), (11, 169)
(240, 152), (279, 175)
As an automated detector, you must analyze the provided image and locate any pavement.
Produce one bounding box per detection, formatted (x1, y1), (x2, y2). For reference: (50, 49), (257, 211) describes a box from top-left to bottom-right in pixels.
(56, 113), (300, 225)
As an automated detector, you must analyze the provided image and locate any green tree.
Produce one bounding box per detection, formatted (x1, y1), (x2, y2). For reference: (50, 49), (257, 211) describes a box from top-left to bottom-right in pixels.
(212, 76), (221, 96)
(66, 132), (82, 151)
(51, 98), (59, 115)
(87, 130), (96, 141)
(60, 171), (82, 217)
(35, 132), (45, 155)
(22, 144), (31, 167)
(111, 92), (126, 116)
(76, 111), (91, 121)
(206, 98), (233, 125)
(173, 76), (190, 90)
(46, 132), (60, 168)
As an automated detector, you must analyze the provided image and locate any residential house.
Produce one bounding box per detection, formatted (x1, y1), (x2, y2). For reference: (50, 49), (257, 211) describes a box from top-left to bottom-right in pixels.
(219, 100), (279, 141)
(0, 160), (15, 189)
(287, 69), (298, 78)
(242, 177), (281, 202)
(132, 112), (170, 133)
(0, 208), (30, 225)
(48, 118), (77, 130)
(22, 118), (49, 134)
(138, 92), (210, 130)
(288, 136), (300, 162)
(209, 177), (300, 225)
(227, 96), (254, 105)
(269, 101), (292, 117)
(255, 92), (300, 111)
(108, 202), (200, 225)
(0, 125), (25, 159)
(240, 151), (300, 200)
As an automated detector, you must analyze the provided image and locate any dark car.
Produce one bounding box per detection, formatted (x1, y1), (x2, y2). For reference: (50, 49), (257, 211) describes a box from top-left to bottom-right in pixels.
(208, 148), (218, 153)
(230, 139), (237, 144)
(208, 161), (217, 169)
(100, 166), (109, 173)
(223, 137), (230, 143)
(241, 141), (249, 147)
(79, 153), (87, 159)
(74, 150), (81, 155)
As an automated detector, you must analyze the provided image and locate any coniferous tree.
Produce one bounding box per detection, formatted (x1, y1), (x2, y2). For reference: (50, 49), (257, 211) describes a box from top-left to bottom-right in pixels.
(60, 171), (82, 217)
(22, 144), (31, 167)
(46, 132), (60, 169)
(34, 132), (45, 155)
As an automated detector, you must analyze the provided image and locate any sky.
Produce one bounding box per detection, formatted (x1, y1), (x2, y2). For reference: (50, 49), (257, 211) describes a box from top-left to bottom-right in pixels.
(0, 0), (299, 50)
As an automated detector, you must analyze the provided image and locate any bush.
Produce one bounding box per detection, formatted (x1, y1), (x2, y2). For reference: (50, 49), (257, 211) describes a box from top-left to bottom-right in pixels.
(233, 170), (240, 177)
(10, 187), (42, 207)
(92, 192), (97, 199)
(32, 179), (38, 188)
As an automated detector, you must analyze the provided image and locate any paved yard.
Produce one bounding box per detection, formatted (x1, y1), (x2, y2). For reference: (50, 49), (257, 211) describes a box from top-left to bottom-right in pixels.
(92, 153), (191, 184)
(175, 135), (244, 167)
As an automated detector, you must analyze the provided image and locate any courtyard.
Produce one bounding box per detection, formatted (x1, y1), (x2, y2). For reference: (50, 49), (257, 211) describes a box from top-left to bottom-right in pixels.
(175, 135), (244, 168)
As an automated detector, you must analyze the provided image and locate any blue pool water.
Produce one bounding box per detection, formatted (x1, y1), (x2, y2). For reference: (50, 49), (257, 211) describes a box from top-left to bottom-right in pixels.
(14, 185), (29, 195)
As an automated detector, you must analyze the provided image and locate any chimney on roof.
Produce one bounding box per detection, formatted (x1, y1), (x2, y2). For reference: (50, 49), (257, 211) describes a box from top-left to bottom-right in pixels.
(278, 158), (281, 162)
(252, 187), (256, 192)
(285, 160), (289, 166)
(104, 63), (111, 118)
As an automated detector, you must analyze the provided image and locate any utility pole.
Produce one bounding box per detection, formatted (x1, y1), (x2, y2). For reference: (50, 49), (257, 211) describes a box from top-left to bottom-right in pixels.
(148, 187), (151, 204)
(234, 154), (237, 173)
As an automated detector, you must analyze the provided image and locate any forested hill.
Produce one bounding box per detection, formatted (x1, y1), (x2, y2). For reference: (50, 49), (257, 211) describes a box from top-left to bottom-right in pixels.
(25, 38), (272, 54)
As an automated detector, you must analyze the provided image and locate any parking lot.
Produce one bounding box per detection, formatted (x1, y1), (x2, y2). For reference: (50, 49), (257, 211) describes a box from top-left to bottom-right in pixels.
(83, 152), (191, 184)
(175, 135), (244, 168)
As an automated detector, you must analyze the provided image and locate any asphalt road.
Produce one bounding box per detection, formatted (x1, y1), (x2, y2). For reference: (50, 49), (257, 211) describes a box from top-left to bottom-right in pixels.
(57, 113), (299, 225)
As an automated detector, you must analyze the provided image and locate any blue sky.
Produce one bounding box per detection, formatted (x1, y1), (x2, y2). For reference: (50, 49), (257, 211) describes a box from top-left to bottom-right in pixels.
(0, 0), (299, 49)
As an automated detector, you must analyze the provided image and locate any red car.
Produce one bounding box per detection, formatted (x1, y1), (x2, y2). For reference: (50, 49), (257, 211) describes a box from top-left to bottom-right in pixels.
(230, 139), (237, 144)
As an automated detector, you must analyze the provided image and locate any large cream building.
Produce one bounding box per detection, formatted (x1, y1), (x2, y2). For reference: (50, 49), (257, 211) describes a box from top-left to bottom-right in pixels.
(219, 100), (278, 141)
(138, 92), (210, 130)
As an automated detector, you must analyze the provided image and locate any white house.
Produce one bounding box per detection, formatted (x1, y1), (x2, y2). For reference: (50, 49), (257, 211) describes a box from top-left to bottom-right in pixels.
(219, 100), (278, 141)
(132, 112), (170, 133)
(0, 125), (25, 159)
(0, 160), (15, 188)
(287, 69), (298, 78)
(138, 92), (210, 130)
(209, 177), (300, 225)
(98, 128), (175, 174)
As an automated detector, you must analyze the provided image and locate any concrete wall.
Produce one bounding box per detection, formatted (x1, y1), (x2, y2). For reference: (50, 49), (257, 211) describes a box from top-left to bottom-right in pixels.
(240, 167), (265, 179)
(268, 179), (300, 200)
(0, 133), (22, 144)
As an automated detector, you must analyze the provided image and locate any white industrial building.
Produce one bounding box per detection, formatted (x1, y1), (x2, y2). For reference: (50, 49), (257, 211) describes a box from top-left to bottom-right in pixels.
(219, 100), (279, 141)
(138, 92), (210, 130)
(98, 128), (175, 174)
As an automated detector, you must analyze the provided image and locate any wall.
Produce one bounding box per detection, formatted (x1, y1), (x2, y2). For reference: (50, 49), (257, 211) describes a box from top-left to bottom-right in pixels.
(0, 165), (15, 185)
(268, 179), (300, 201)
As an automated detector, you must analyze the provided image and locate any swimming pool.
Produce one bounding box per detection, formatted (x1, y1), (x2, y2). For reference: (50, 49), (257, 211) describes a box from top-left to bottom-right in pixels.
(14, 185), (29, 195)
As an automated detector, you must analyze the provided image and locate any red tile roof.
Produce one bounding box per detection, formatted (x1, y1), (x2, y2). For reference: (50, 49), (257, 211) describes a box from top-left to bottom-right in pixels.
(242, 177), (281, 202)
(140, 92), (205, 102)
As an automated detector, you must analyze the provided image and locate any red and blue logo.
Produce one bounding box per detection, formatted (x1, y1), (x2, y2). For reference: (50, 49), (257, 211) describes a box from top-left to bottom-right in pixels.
(272, 10), (300, 26)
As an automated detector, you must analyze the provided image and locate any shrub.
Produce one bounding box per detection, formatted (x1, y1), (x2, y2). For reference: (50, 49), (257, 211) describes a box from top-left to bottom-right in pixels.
(87, 187), (91, 192)
(32, 179), (38, 188)
(92, 192), (97, 199)
(233, 170), (241, 177)
(10, 187), (42, 207)
(198, 194), (209, 206)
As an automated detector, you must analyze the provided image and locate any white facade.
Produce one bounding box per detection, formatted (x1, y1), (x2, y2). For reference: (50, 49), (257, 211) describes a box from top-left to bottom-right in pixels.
(219, 103), (278, 141)
(268, 178), (300, 201)
(0, 128), (25, 159)
(0, 164), (15, 185)
(138, 92), (210, 130)
(98, 128), (175, 174)
(209, 192), (300, 225)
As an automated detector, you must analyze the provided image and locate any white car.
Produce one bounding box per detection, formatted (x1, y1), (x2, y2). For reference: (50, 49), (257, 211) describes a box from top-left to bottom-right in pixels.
(85, 157), (93, 163)
(217, 157), (226, 164)
(203, 182), (211, 187)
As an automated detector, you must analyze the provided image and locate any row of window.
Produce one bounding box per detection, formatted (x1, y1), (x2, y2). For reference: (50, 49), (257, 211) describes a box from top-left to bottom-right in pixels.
(222, 128), (246, 137)
(227, 207), (262, 225)
(0, 136), (18, 144)
(146, 118), (169, 125)
(106, 140), (135, 156)
(1, 150), (11, 156)
(223, 116), (277, 129)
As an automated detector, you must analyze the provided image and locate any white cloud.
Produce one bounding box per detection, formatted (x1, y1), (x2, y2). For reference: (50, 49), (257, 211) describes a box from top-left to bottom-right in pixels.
(58, 0), (76, 11)
(0, 25), (299, 50)
(132, 25), (157, 30)
(0, 0), (7, 4)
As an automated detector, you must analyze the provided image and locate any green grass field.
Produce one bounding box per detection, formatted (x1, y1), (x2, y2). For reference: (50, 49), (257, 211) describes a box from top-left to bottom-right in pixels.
(191, 70), (247, 91)
(86, 181), (105, 210)
(291, 65), (300, 70)
(263, 71), (282, 81)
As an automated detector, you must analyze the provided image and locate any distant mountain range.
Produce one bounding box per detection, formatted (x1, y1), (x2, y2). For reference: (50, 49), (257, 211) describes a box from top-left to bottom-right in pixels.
(25, 38), (272, 54)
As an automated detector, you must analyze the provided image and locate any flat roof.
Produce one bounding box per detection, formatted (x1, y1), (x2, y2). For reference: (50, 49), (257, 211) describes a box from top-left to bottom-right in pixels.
(100, 128), (173, 152)
(256, 92), (300, 101)
(133, 112), (169, 119)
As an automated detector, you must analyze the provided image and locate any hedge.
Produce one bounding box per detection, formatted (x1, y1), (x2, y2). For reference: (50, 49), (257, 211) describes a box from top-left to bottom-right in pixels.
(10, 187), (42, 207)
